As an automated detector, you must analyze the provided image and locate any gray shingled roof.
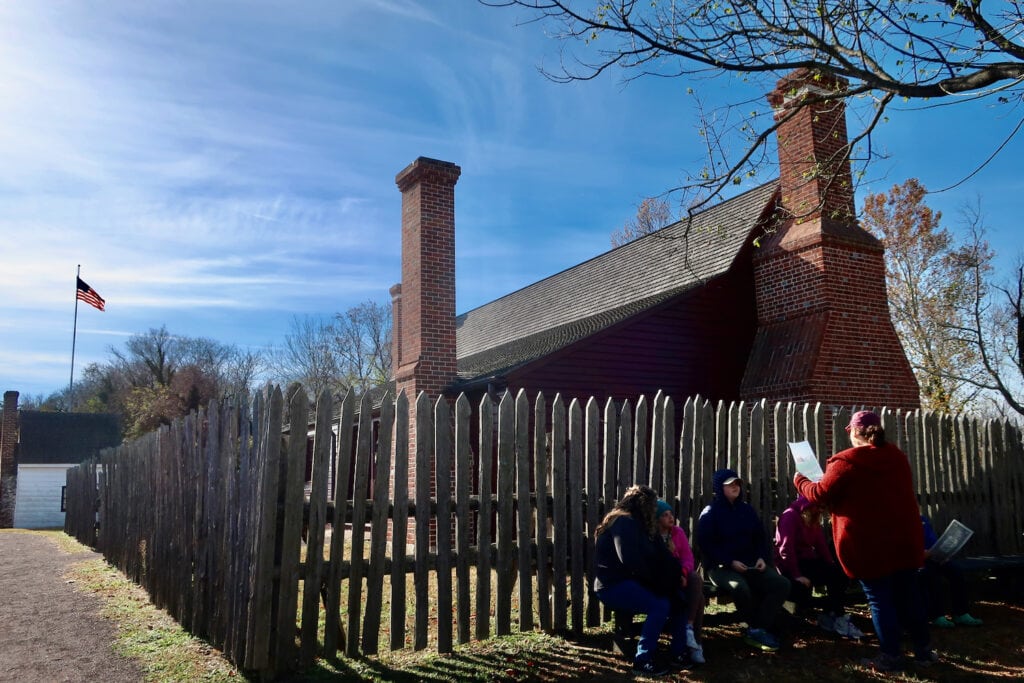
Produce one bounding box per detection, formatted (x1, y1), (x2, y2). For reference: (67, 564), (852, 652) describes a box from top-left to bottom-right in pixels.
(17, 410), (121, 464)
(454, 181), (780, 384)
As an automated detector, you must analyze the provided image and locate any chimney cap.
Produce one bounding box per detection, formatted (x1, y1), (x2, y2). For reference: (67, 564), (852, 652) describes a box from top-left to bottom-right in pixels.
(396, 157), (461, 191)
(768, 68), (848, 108)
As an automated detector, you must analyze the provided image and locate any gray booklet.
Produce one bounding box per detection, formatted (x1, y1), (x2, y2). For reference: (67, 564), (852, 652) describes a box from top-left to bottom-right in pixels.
(928, 519), (974, 564)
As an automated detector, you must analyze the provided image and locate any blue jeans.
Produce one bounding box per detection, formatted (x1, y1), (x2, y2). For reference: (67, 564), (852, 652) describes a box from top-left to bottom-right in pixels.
(596, 580), (687, 664)
(860, 568), (930, 657)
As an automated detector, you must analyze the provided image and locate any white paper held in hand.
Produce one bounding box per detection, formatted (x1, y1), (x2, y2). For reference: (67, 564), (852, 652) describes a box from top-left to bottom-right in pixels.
(788, 440), (824, 482)
(928, 519), (974, 564)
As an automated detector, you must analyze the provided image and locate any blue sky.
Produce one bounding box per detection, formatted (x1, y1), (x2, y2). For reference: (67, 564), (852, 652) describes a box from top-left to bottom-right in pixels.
(2, 1), (1021, 400)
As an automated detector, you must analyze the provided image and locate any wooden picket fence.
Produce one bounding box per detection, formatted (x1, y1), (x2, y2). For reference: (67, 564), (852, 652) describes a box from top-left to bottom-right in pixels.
(63, 387), (1024, 679)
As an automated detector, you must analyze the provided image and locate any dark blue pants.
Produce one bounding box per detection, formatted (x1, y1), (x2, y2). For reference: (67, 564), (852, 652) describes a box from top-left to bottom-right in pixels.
(789, 558), (850, 615)
(920, 559), (970, 618)
(597, 579), (687, 664)
(860, 568), (930, 657)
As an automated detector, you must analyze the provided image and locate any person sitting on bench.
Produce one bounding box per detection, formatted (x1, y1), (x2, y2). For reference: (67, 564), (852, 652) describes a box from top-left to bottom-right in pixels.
(594, 484), (689, 677)
(774, 494), (863, 639)
(697, 469), (790, 652)
(656, 499), (706, 664)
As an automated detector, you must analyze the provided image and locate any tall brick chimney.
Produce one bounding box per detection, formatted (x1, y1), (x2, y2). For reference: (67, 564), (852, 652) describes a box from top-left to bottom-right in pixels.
(0, 390), (20, 528)
(391, 157), (461, 535)
(741, 70), (920, 410)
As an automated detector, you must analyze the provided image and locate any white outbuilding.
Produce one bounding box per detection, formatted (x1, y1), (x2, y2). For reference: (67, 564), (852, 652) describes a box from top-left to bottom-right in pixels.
(11, 409), (120, 529)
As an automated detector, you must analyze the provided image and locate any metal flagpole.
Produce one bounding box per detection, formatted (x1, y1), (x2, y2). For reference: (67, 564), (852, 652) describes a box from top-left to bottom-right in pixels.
(69, 264), (81, 409)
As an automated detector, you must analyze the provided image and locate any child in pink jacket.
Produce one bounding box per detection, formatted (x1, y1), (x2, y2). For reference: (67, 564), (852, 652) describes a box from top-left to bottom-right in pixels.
(657, 500), (706, 664)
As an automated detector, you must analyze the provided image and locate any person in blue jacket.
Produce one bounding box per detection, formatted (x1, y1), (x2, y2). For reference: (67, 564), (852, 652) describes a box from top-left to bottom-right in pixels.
(697, 468), (791, 652)
(595, 484), (689, 677)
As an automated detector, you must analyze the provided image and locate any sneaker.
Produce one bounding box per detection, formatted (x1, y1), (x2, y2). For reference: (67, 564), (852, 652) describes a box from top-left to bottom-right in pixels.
(861, 652), (904, 672)
(688, 644), (706, 665)
(915, 649), (940, 666)
(953, 613), (983, 626)
(933, 615), (955, 628)
(832, 613), (864, 640)
(685, 624), (699, 649)
(744, 628), (780, 652)
(632, 659), (670, 676)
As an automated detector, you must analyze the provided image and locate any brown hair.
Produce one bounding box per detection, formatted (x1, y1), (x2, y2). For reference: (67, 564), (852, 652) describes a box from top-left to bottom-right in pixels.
(853, 424), (886, 447)
(596, 484), (658, 539)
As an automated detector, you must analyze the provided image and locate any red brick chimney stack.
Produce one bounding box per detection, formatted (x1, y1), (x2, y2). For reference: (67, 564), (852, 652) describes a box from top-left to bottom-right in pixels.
(392, 156), (461, 410)
(741, 70), (920, 411)
(769, 69), (857, 228)
(0, 390), (20, 528)
(391, 158), (461, 543)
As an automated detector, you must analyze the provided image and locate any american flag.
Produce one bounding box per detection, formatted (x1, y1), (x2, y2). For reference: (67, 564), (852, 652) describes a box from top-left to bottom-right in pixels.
(76, 277), (105, 311)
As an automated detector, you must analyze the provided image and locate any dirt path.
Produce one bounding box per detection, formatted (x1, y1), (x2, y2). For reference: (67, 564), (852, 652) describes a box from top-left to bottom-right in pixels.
(0, 531), (144, 683)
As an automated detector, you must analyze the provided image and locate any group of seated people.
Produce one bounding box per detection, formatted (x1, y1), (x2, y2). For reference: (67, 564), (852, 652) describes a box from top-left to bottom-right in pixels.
(594, 469), (981, 677)
(594, 473), (788, 676)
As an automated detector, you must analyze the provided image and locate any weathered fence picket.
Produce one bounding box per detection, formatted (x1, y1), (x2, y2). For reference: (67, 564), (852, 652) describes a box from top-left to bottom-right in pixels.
(568, 398), (584, 635)
(514, 389), (532, 634)
(434, 395), (453, 655)
(388, 390), (409, 652)
(534, 392), (552, 632)
(495, 390), (515, 637)
(275, 388), (306, 671)
(550, 394), (568, 633)
(300, 389), (330, 668)
(585, 397), (601, 628)
(324, 390), (353, 658)
(475, 393), (493, 642)
(454, 394), (472, 645)
(347, 390), (374, 657)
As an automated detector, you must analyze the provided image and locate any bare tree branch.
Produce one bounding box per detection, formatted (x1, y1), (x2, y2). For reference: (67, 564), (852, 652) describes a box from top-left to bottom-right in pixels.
(485, 0), (1024, 204)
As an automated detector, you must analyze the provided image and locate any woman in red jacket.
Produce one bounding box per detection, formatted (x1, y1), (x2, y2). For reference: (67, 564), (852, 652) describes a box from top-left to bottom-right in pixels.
(794, 410), (935, 672)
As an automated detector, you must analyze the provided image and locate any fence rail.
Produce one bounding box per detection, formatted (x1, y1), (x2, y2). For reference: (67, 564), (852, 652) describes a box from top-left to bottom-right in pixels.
(64, 387), (1024, 678)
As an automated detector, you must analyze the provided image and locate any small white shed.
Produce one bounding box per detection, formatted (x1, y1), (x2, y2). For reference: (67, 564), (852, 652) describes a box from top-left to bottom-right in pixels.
(12, 410), (120, 529)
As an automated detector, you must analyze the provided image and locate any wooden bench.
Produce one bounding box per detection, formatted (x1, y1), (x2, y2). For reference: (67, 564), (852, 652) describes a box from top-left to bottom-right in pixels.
(956, 555), (1024, 572)
(956, 555), (1024, 601)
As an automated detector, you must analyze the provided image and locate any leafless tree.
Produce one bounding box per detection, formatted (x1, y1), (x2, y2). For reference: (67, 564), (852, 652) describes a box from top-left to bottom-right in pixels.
(221, 348), (264, 399)
(266, 315), (343, 399)
(485, 1), (1024, 207)
(333, 300), (392, 392)
(112, 325), (180, 387)
(944, 205), (1024, 418)
(610, 196), (674, 246)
